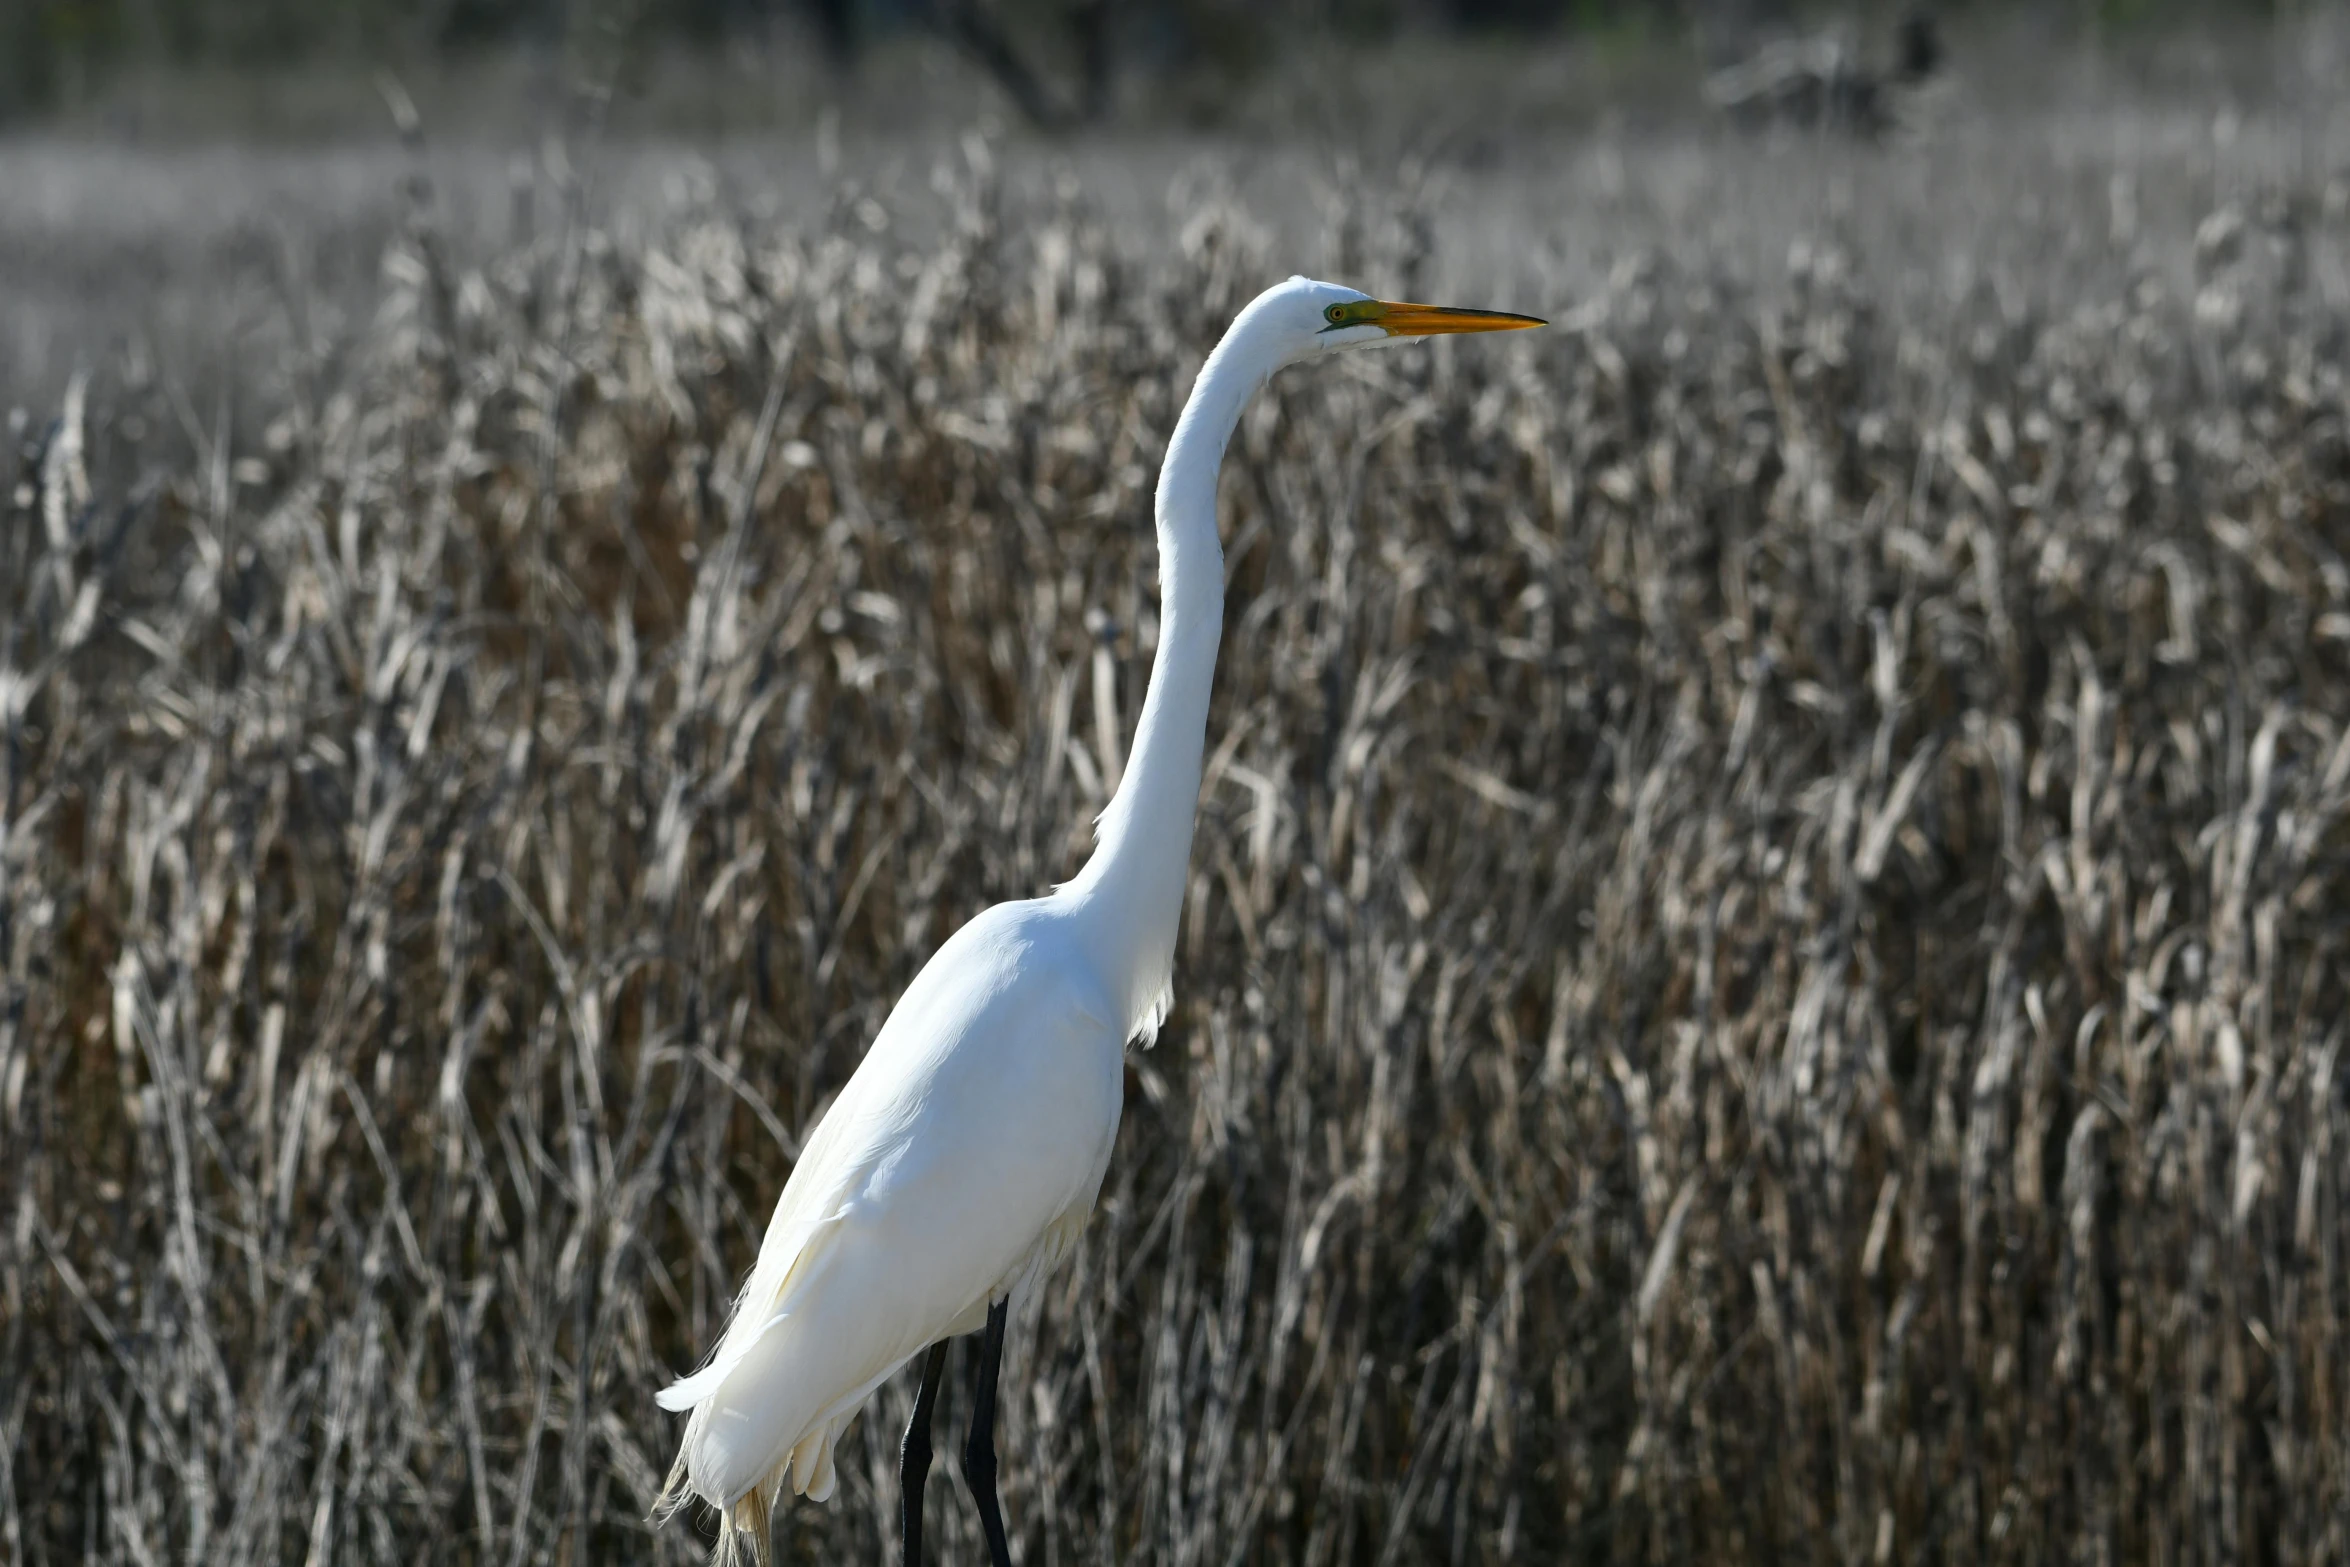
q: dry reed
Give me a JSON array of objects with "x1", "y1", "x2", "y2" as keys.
[{"x1": 3, "y1": 135, "x2": 2348, "y2": 1566}]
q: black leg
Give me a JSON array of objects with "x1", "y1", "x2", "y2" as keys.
[
  {"x1": 962, "y1": 1297, "x2": 1014, "y2": 1567},
  {"x1": 901, "y1": 1341, "x2": 950, "y2": 1567}
]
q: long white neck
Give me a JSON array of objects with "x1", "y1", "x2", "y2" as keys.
[{"x1": 1061, "y1": 306, "x2": 1286, "y2": 1037}]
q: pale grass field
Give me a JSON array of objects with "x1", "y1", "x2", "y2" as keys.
[{"x1": 6, "y1": 23, "x2": 2350, "y2": 1564}]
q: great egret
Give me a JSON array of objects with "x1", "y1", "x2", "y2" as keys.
[{"x1": 654, "y1": 276, "x2": 1542, "y2": 1566}]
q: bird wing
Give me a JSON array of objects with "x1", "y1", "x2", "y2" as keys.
[
  {"x1": 650, "y1": 1098, "x2": 862, "y2": 1414},
  {"x1": 661, "y1": 902, "x2": 1127, "y2": 1511}
]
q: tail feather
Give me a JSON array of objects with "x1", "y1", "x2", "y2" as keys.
[
  {"x1": 730, "y1": 1483, "x2": 774, "y2": 1567},
  {"x1": 649, "y1": 1448, "x2": 694, "y2": 1526}
]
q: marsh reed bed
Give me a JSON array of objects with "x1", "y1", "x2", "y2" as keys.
[{"x1": 4, "y1": 136, "x2": 2349, "y2": 1564}]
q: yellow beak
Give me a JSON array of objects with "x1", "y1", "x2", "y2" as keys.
[{"x1": 1369, "y1": 301, "x2": 1546, "y2": 336}]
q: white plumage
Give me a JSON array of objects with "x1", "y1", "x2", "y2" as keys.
[
  {"x1": 656, "y1": 903, "x2": 1123, "y2": 1511},
  {"x1": 654, "y1": 276, "x2": 1541, "y2": 1566}
]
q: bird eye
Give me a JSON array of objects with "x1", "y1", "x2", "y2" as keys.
[{"x1": 1325, "y1": 305, "x2": 1346, "y2": 324}]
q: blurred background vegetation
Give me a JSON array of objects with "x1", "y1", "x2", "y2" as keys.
[{"x1": 0, "y1": 0, "x2": 2317, "y2": 134}]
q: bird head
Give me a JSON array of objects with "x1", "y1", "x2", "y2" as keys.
[{"x1": 1259, "y1": 275, "x2": 1545, "y2": 363}]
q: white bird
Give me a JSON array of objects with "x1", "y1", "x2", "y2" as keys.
[{"x1": 653, "y1": 276, "x2": 1542, "y2": 1567}]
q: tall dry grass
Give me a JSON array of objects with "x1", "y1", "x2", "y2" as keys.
[{"x1": 4, "y1": 132, "x2": 2349, "y2": 1566}]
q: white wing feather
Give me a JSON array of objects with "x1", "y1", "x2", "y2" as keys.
[{"x1": 659, "y1": 900, "x2": 1127, "y2": 1516}]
